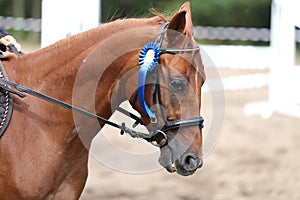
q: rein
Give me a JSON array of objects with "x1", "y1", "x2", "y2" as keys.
[
  {"x1": 0, "y1": 77, "x2": 160, "y2": 144},
  {"x1": 0, "y1": 23, "x2": 204, "y2": 148}
]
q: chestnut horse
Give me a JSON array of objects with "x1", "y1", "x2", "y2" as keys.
[{"x1": 0, "y1": 2, "x2": 205, "y2": 199}]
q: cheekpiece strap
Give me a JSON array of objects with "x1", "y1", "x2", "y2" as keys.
[
  {"x1": 154, "y1": 22, "x2": 169, "y2": 46},
  {"x1": 137, "y1": 22, "x2": 169, "y2": 120}
]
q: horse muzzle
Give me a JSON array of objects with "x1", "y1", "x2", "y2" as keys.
[
  {"x1": 176, "y1": 153, "x2": 203, "y2": 176},
  {"x1": 165, "y1": 153, "x2": 203, "y2": 176},
  {"x1": 159, "y1": 143, "x2": 203, "y2": 176}
]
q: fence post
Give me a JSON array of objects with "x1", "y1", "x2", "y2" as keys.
[
  {"x1": 244, "y1": 0, "x2": 300, "y2": 118},
  {"x1": 41, "y1": 0, "x2": 100, "y2": 47},
  {"x1": 269, "y1": 0, "x2": 298, "y2": 109}
]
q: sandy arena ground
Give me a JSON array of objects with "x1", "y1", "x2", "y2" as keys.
[{"x1": 79, "y1": 68, "x2": 300, "y2": 200}]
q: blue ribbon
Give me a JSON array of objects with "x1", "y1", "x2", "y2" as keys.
[{"x1": 138, "y1": 42, "x2": 160, "y2": 120}]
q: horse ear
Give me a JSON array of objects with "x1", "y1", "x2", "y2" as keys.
[{"x1": 168, "y1": 2, "x2": 194, "y2": 37}]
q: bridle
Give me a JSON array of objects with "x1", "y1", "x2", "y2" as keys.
[
  {"x1": 0, "y1": 22, "x2": 204, "y2": 148},
  {"x1": 133, "y1": 22, "x2": 204, "y2": 147}
]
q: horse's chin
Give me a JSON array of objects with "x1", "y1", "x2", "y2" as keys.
[
  {"x1": 158, "y1": 145, "x2": 203, "y2": 176},
  {"x1": 158, "y1": 145, "x2": 176, "y2": 173}
]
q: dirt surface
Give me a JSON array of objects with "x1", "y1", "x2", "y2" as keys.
[{"x1": 80, "y1": 76, "x2": 300, "y2": 200}]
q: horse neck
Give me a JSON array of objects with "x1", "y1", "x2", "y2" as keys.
[
  {"x1": 4, "y1": 16, "x2": 164, "y2": 116},
  {"x1": 5, "y1": 17, "x2": 164, "y2": 126}
]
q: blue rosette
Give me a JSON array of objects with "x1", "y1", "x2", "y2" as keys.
[{"x1": 137, "y1": 42, "x2": 160, "y2": 120}]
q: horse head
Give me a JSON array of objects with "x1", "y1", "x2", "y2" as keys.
[{"x1": 124, "y1": 2, "x2": 205, "y2": 176}]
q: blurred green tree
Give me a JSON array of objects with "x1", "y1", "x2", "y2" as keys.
[
  {"x1": 0, "y1": 0, "x2": 41, "y2": 43},
  {"x1": 101, "y1": 0, "x2": 271, "y2": 28},
  {"x1": 0, "y1": 0, "x2": 271, "y2": 27}
]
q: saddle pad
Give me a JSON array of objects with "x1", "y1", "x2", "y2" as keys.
[{"x1": 0, "y1": 62, "x2": 13, "y2": 138}]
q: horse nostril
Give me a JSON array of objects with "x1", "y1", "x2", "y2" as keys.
[{"x1": 181, "y1": 153, "x2": 198, "y2": 171}]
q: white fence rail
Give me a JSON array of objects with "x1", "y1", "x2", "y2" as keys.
[
  {"x1": 0, "y1": 16, "x2": 41, "y2": 32},
  {"x1": 201, "y1": 45, "x2": 271, "y2": 69},
  {"x1": 194, "y1": 26, "x2": 271, "y2": 42},
  {"x1": 194, "y1": 26, "x2": 300, "y2": 42}
]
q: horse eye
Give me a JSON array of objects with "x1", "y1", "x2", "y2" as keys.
[{"x1": 169, "y1": 78, "x2": 187, "y2": 92}]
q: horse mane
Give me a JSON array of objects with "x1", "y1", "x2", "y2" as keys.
[
  {"x1": 2, "y1": 9, "x2": 167, "y2": 65},
  {"x1": 17, "y1": 14, "x2": 166, "y2": 61},
  {"x1": 150, "y1": 8, "x2": 169, "y2": 21}
]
